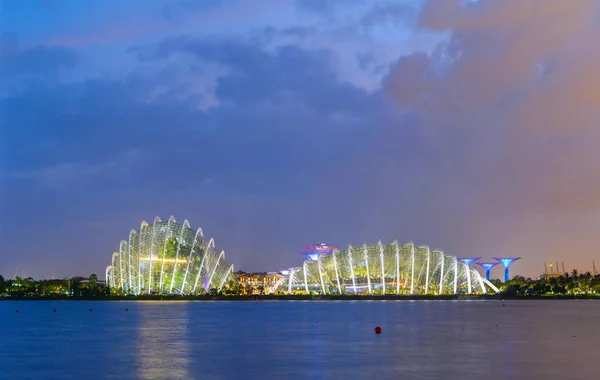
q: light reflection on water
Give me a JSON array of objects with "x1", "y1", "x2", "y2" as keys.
[
  {"x1": 136, "y1": 302, "x2": 190, "y2": 380},
  {"x1": 1, "y1": 300, "x2": 600, "y2": 379}
]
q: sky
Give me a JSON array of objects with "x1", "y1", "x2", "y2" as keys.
[{"x1": 2, "y1": 0, "x2": 600, "y2": 280}]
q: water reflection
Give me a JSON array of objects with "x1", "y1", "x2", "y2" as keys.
[
  {"x1": 2, "y1": 300, "x2": 600, "y2": 379},
  {"x1": 136, "y1": 302, "x2": 190, "y2": 380}
]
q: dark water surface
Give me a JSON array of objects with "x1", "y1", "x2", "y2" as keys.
[{"x1": 1, "y1": 300, "x2": 599, "y2": 379}]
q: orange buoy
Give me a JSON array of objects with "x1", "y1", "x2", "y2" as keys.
[
  {"x1": 375, "y1": 326, "x2": 382, "y2": 334},
  {"x1": 15, "y1": 309, "x2": 19, "y2": 313}
]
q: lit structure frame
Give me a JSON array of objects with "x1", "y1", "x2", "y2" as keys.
[
  {"x1": 457, "y1": 257, "x2": 481, "y2": 294},
  {"x1": 106, "y1": 216, "x2": 235, "y2": 295},
  {"x1": 274, "y1": 241, "x2": 499, "y2": 295}
]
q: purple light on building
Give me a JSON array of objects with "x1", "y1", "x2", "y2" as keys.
[{"x1": 299, "y1": 243, "x2": 338, "y2": 261}]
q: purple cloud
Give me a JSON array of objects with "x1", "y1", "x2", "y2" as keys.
[{"x1": 2, "y1": 0, "x2": 600, "y2": 281}]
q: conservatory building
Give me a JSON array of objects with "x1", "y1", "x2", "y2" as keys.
[
  {"x1": 106, "y1": 216, "x2": 235, "y2": 295},
  {"x1": 272, "y1": 242, "x2": 500, "y2": 295}
]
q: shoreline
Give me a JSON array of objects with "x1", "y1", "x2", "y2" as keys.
[{"x1": 2, "y1": 294, "x2": 599, "y2": 301}]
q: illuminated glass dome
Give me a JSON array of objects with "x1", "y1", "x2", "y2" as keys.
[
  {"x1": 275, "y1": 241, "x2": 500, "y2": 295},
  {"x1": 105, "y1": 216, "x2": 235, "y2": 295}
]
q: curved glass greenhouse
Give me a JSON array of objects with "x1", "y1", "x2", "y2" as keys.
[
  {"x1": 274, "y1": 241, "x2": 500, "y2": 295},
  {"x1": 105, "y1": 216, "x2": 235, "y2": 295}
]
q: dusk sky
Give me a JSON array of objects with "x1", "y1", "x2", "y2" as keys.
[{"x1": 2, "y1": 0, "x2": 600, "y2": 280}]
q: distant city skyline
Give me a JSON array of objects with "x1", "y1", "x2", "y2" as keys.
[{"x1": 2, "y1": 0, "x2": 600, "y2": 279}]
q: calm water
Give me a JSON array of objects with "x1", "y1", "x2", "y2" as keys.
[{"x1": 1, "y1": 300, "x2": 599, "y2": 379}]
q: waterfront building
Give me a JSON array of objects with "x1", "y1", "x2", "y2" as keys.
[
  {"x1": 236, "y1": 272, "x2": 283, "y2": 295},
  {"x1": 274, "y1": 242, "x2": 500, "y2": 295},
  {"x1": 105, "y1": 216, "x2": 235, "y2": 295},
  {"x1": 105, "y1": 221, "x2": 503, "y2": 296}
]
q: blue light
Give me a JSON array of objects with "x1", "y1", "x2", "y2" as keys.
[
  {"x1": 500, "y1": 259, "x2": 514, "y2": 267},
  {"x1": 458, "y1": 257, "x2": 481, "y2": 266},
  {"x1": 476, "y1": 262, "x2": 499, "y2": 280},
  {"x1": 492, "y1": 257, "x2": 522, "y2": 282}
]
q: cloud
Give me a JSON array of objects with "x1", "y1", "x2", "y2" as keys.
[
  {"x1": 361, "y1": 2, "x2": 418, "y2": 29},
  {"x1": 386, "y1": 0, "x2": 600, "y2": 131},
  {"x1": 0, "y1": 32, "x2": 79, "y2": 91},
  {"x1": 161, "y1": 0, "x2": 226, "y2": 24},
  {"x1": 133, "y1": 35, "x2": 383, "y2": 117},
  {"x1": 4, "y1": 0, "x2": 600, "y2": 280},
  {"x1": 10, "y1": 149, "x2": 139, "y2": 190},
  {"x1": 383, "y1": 0, "x2": 600, "y2": 211},
  {"x1": 296, "y1": 0, "x2": 365, "y2": 14},
  {"x1": 262, "y1": 25, "x2": 317, "y2": 42},
  {"x1": 381, "y1": 0, "x2": 600, "y2": 270},
  {"x1": 1, "y1": 33, "x2": 400, "y2": 276}
]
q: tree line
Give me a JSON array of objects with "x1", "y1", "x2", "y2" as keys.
[
  {"x1": 494, "y1": 270, "x2": 600, "y2": 296},
  {"x1": 0, "y1": 274, "x2": 108, "y2": 298},
  {"x1": 2, "y1": 270, "x2": 600, "y2": 298}
]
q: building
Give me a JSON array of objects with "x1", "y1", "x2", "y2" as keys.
[
  {"x1": 105, "y1": 223, "x2": 502, "y2": 296},
  {"x1": 274, "y1": 242, "x2": 500, "y2": 295},
  {"x1": 236, "y1": 272, "x2": 284, "y2": 295},
  {"x1": 106, "y1": 216, "x2": 235, "y2": 295}
]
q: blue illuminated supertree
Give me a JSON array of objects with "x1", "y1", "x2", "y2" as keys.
[
  {"x1": 475, "y1": 262, "x2": 499, "y2": 281},
  {"x1": 492, "y1": 257, "x2": 521, "y2": 282},
  {"x1": 457, "y1": 257, "x2": 482, "y2": 267}
]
